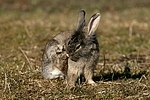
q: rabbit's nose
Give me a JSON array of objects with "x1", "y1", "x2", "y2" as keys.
[
  {"x1": 58, "y1": 45, "x2": 63, "y2": 50},
  {"x1": 56, "y1": 45, "x2": 63, "y2": 53}
]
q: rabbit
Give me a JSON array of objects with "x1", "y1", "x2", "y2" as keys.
[
  {"x1": 41, "y1": 10, "x2": 86, "y2": 80},
  {"x1": 65, "y1": 12, "x2": 101, "y2": 87}
]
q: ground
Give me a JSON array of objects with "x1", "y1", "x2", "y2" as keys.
[{"x1": 0, "y1": 0, "x2": 150, "y2": 99}]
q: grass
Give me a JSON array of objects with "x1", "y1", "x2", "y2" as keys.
[{"x1": 0, "y1": 0, "x2": 150, "y2": 99}]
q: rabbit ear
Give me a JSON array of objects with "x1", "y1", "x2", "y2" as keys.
[
  {"x1": 76, "y1": 10, "x2": 86, "y2": 32},
  {"x1": 87, "y1": 13, "x2": 101, "y2": 35}
]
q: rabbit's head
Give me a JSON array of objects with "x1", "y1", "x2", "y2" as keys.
[
  {"x1": 65, "y1": 10, "x2": 101, "y2": 59},
  {"x1": 65, "y1": 10, "x2": 86, "y2": 56}
]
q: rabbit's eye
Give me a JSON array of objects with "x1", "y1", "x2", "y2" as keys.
[{"x1": 75, "y1": 43, "x2": 82, "y2": 51}]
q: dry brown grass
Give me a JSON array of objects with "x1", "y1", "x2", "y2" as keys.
[{"x1": 0, "y1": 0, "x2": 150, "y2": 99}]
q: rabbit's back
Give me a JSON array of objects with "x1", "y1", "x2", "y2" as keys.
[
  {"x1": 84, "y1": 35, "x2": 99, "y2": 66},
  {"x1": 54, "y1": 31, "x2": 74, "y2": 45}
]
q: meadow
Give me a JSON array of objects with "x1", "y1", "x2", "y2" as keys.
[{"x1": 0, "y1": 0, "x2": 150, "y2": 99}]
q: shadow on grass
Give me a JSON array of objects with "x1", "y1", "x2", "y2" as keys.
[
  {"x1": 93, "y1": 67, "x2": 147, "y2": 82},
  {"x1": 77, "y1": 67, "x2": 147, "y2": 83}
]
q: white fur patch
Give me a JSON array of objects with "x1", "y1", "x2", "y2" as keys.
[
  {"x1": 51, "y1": 68, "x2": 63, "y2": 76},
  {"x1": 42, "y1": 64, "x2": 64, "y2": 79}
]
